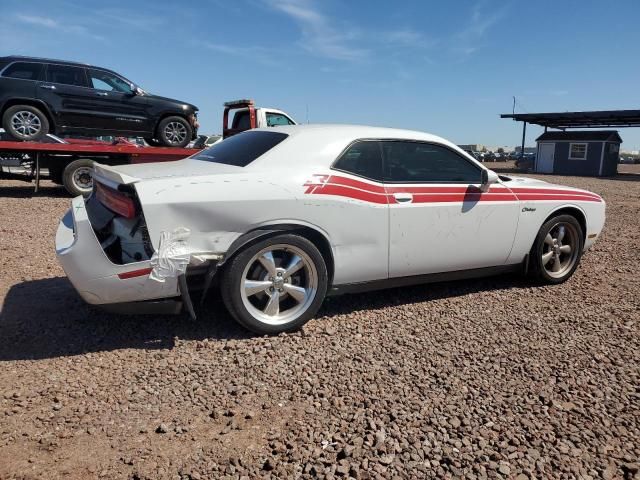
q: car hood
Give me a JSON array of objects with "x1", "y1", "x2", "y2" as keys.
[
  {"x1": 143, "y1": 93, "x2": 198, "y2": 112},
  {"x1": 93, "y1": 159, "x2": 242, "y2": 186}
]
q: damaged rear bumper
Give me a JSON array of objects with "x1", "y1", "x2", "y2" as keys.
[{"x1": 55, "y1": 196, "x2": 219, "y2": 312}]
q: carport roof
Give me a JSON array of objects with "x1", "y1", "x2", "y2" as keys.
[
  {"x1": 536, "y1": 130, "x2": 622, "y2": 142},
  {"x1": 501, "y1": 110, "x2": 640, "y2": 129}
]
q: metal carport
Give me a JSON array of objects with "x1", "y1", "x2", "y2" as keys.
[{"x1": 500, "y1": 110, "x2": 640, "y2": 159}]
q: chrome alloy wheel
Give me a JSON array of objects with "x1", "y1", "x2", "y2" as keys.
[
  {"x1": 240, "y1": 244, "x2": 318, "y2": 326},
  {"x1": 542, "y1": 222, "x2": 580, "y2": 278},
  {"x1": 72, "y1": 166, "x2": 93, "y2": 193},
  {"x1": 11, "y1": 111, "x2": 41, "y2": 137},
  {"x1": 164, "y1": 121, "x2": 187, "y2": 145}
]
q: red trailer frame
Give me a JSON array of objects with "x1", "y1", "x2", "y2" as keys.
[{"x1": 0, "y1": 139, "x2": 201, "y2": 195}]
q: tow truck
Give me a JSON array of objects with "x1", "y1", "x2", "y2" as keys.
[
  {"x1": 0, "y1": 99, "x2": 296, "y2": 196},
  {"x1": 223, "y1": 99, "x2": 296, "y2": 138}
]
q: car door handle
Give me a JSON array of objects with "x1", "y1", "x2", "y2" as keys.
[
  {"x1": 96, "y1": 92, "x2": 108, "y2": 96},
  {"x1": 393, "y1": 192, "x2": 413, "y2": 203},
  {"x1": 39, "y1": 84, "x2": 56, "y2": 90}
]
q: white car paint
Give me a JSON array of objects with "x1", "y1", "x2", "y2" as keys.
[{"x1": 56, "y1": 124, "x2": 605, "y2": 308}]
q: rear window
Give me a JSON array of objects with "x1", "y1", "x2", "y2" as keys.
[{"x1": 191, "y1": 131, "x2": 288, "y2": 167}]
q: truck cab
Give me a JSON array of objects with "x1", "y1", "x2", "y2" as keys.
[{"x1": 223, "y1": 99, "x2": 296, "y2": 138}]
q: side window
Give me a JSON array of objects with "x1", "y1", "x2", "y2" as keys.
[
  {"x1": 87, "y1": 69, "x2": 131, "y2": 93},
  {"x1": 333, "y1": 141, "x2": 383, "y2": 181},
  {"x1": 2, "y1": 62, "x2": 44, "y2": 81},
  {"x1": 266, "y1": 113, "x2": 294, "y2": 127},
  {"x1": 46, "y1": 64, "x2": 88, "y2": 87},
  {"x1": 382, "y1": 141, "x2": 481, "y2": 183}
]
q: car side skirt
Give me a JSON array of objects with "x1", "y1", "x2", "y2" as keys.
[{"x1": 328, "y1": 263, "x2": 523, "y2": 296}]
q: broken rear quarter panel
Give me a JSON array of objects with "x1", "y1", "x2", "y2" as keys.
[{"x1": 134, "y1": 168, "x2": 390, "y2": 285}]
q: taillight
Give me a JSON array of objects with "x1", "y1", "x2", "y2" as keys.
[{"x1": 95, "y1": 183, "x2": 137, "y2": 218}]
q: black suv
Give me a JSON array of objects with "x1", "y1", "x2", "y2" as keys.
[{"x1": 0, "y1": 56, "x2": 199, "y2": 147}]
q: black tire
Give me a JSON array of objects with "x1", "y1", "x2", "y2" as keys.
[
  {"x1": 529, "y1": 214, "x2": 584, "y2": 284},
  {"x1": 220, "y1": 234, "x2": 329, "y2": 335},
  {"x1": 144, "y1": 137, "x2": 161, "y2": 147},
  {"x1": 62, "y1": 159, "x2": 95, "y2": 197},
  {"x1": 2, "y1": 105, "x2": 50, "y2": 141},
  {"x1": 156, "y1": 116, "x2": 192, "y2": 148}
]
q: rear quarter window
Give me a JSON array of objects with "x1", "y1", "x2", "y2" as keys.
[
  {"x1": 191, "y1": 131, "x2": 288, "y2": 167},
  {"x1": 2, "y1": 62, "x2": 44, "y2": 81}
]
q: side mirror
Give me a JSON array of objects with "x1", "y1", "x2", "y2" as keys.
[
  {"x1": 480, "y1": 169, "x2": 499, "y2": 192},
  {"x1": 129, "y1": 83, "x2": 142, "y2": 95}
]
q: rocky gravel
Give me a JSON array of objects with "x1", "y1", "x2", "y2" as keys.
[{"x1": 0, "y1": 168, "x2": 639, "y2": 479}]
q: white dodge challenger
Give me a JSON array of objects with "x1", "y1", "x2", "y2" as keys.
[{"x1": 56, "y1": 125, "x2": 605, "y2": 334}]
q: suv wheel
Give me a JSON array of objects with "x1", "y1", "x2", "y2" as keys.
[
  {"x1": 2, "y1": 105, "x2": 50, "y2": 141},
  {"x1": 220, "y1": 234, "x2": 329, "y2": 335},
  {"x1": 157, "y1": 116, "x2": 192, "y2": 148}
]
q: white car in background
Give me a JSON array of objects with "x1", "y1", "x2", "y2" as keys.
[{"x1": 56, "y1": 125, "x2": 605, "y2": 334}]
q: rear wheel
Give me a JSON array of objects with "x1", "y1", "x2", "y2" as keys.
[
  {"x1": 220, "y1": 234, "x2": 328, "y2": 334},
  {"x1": 530, "y1": 214, "x2": 584, "y2": 284},
  {"x1": 156, "y1": 116, "x2": 192, "y2": 148},
  {"x1": 2, "y1": 105, "x2": 50, "y2": 141},
  {"x1": 62, "y1": 159, "x2": 95, "y2": 197}
]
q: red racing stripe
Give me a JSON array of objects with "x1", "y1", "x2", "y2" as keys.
[
  {"x1": 511, "y1": 188, "x2": 601, "y2": 201},
  {"x1": 514, "y1": 194, "x2": 602, "y2": 203},
  {"x1": 304, "y1": 174, "x2": 603, "y2": 204},
  {"x1": 409, "y1": 193, "x2": 518, "y2": 204},
  {"x1": 324, "y1": 175, "x2": 387, "y2": 193},
  {"x1": 311, "y1": 184, "x2": 390, "y2": 204}
]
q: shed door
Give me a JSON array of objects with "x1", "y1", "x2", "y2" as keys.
[{"x1": 537, "y1": 143, "x2": 555, "y2": 173}]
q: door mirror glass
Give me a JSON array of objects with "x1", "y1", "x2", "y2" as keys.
[{"x1": 481, "y1": 169, "x2": 499, "y2": 192}]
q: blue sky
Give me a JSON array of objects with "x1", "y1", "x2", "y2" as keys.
[{"x1": 3, "y1": 0, "x2": 640, "y2": 150}]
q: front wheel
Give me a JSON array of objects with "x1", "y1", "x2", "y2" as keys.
[
  {"x1": 62, "y1": 159, "x2": 95, "y2": 197},
  {"x1": 156, "y1": 116, "x2": 192, "y2": 148},
  {"x1": 220, "y1": 234, "x2": 329, "y2": 334},
  {"x1": 530, "y1": 214, "x2": 584, "y2": 284}
]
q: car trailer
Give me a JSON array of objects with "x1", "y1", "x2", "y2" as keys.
[{"x1": 0, "y1": 139, "x2": 201, "y2": 196}]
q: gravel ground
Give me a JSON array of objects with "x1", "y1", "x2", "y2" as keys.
[{"x1": 0, "y1": 166, "x2": 639, "y2": 480}]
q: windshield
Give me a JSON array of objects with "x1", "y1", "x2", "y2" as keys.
[{"x1": 191, "y1": 131, "x2": 288, "y2": 167}]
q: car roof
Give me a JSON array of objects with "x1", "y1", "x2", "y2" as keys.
[
  {"x1": 254, "y1": 123, "x2": 450, "y2": 143},
  {"x1": 0, "y1": 56, "x2": 116, "y2": 73},
  {"x1": 247, "y1": 124, "x2": 476, "y2": 170}
]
